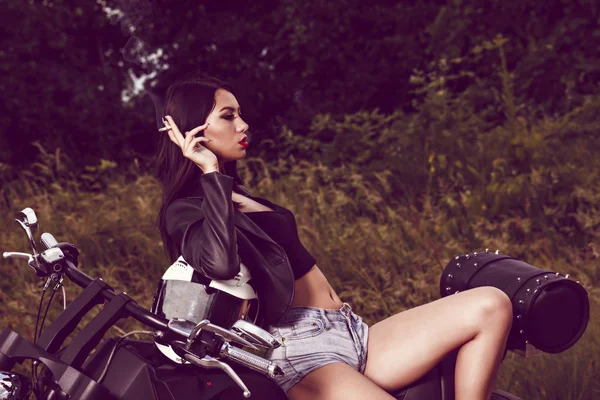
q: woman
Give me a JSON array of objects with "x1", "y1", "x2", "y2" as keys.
[{"x1": 155, "y1": 75, "x2": 513, "y2": 400}]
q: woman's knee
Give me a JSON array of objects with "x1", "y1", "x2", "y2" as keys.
[{"x1": 470, "y1": 287, "x2": 513, "y2": 331}]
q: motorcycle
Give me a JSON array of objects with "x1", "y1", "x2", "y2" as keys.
[
  {"x1": 0, "y1": 207, "x2": 590, "y2": 399},
  {"x1": 0, "y1": 208, "x2": 288, "y2": 400}
]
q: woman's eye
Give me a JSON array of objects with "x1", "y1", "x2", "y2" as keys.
[{"x1": 222, "y1": 114, "x2": 235, "y2": 120}]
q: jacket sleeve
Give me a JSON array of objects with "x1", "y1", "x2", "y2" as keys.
[{"x1": 164, "y1": 171, "x2": 241, "y2": 280}]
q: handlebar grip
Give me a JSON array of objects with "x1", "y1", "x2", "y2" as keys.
[{"x1": 220, "y1": 343, "x2": 284, "y2": 378}]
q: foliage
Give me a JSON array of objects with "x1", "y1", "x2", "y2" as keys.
[
  {"x1": 424, "y1": 0, "x2": 600, "y2": 115},
  {"x1": 1, "y1": 0, "x2": 598, "y2": 171},
  {"x1": 272, "y1": 40, "x2": 600, "y2": 257}
]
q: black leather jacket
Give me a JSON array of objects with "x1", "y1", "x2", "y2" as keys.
[{"x1": 164, "y1": 171, "x2": 295, "y2": 326}]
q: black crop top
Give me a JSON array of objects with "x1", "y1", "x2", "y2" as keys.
[{"x1": 244, "y1": 209, "x2": 316, "y2": 279}]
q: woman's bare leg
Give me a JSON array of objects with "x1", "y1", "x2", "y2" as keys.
[
  {"x1": 454, "y1": 308, "x2": 512, "y2": 399},
  {"x1": 363, "y1": 286, "x2": 513, "y2": 400},
  {"x1": 287, "y1": 362, "x2": 395, "y2": 400}
]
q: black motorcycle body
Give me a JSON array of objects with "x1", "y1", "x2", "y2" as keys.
[{"x1": 82, "y1": 338, "x2": 285, "y2": 400}]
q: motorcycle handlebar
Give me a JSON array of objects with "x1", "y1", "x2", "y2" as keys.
[
  {"x1": 64, "y1": 258, "x2": 281, "y2": 378},
  {"x1": 5, "y1": 213, "x2": 282, "y2": 397},
  {"x1": 5, "y1": 237, "x2": 281, "y2": 380},
  {"x1": 62, "y1": 259, "x2": 172, "y2": 334},
  {"x1": 64, "y1": 259, "x2": 282, "y2": 378},
  {"x1": 220, "y1": 343, "x2": 283, "y2": 378}
]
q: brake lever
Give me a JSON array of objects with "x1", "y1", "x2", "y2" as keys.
[
  {"x1": 3, "y1": 251, "x2": 33, "y2": 261},
  {"x1": 231, "y1": 320, "x2": 281, "y2": 349},
  {"x1": 167, "y1": 319, "x2": 259, "y2": 350},
  {"x1": 3, "y1": 252, "x2": 44, "y2": 277},
  {"x1": 188, "y1": 320, "x2": 259, "y2": 350}
]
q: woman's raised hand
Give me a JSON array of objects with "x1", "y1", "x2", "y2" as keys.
[{"x1": 163, "y1": 115, "x2": 219, "y2": 173}]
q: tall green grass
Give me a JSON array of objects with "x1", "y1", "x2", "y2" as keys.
[{"x1": 1, "y1": 153, "x2": 597, "y2": 399}]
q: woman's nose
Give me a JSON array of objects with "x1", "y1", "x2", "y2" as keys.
[{"x1": 237, "y1": 119, "x2": 249, "y2": 133}]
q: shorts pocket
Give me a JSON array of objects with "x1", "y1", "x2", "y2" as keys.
[{"x1": 279, "y1": 317, "x2": 325, "y2": 341}]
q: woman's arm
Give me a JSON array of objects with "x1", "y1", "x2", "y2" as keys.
[{"x1": 165, "y1": 171, "x2": 241, "y2": 280}]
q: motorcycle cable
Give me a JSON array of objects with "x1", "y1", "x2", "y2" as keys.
[
  {"x1": 31, "y1": 279, "x2": 50, "y2": 394},
  {"x1": 37, "y1": 286, "x2": 58, "y2": 342},
  {"x1": 97, "y1": 330, "x2": 158, "y2": 384},
  {"x1": 60, "y1": 284, "x2": 66, "y2": 310},
  {"x1": 33, "y1": 280, "x2": 63, "y2": 399}
]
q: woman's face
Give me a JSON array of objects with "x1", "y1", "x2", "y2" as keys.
[{"x1": 202, "y1": 88, "x2": 249, "y2": 163}]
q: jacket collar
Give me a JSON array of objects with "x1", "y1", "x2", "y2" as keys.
[{"x1": 186, "y1": 182, "x2": 287, "y2": 246}]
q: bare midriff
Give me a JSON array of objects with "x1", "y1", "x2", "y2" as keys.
[
  {"x1": 235, "y1": 193, "x2": 343, "y2": 310},
  {"x1": 292, "y1": 264, "x2": 343, "y2": 309}
]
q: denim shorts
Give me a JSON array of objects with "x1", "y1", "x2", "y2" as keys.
[{"x1": 264, "y1": 303, "x2": 369, "y2": 393}]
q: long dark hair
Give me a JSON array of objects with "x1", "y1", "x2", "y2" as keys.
[{"x1": 155, "y1": 74, "x2": 250, "y2": 262}]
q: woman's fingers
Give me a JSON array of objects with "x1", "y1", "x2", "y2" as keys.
[
  {"x1": 189, "y1": 136, "x2": 212, "y2": 149},
  {"x1": 167, "y1": 132, "x2": 179, "y2": 147},
  {"x1": 165, "y1": 126, "x2": 179, "y2": 147},
  {"x1": 161, "y1": 117, "x2": 218, "y2": 170},
  {"x1": 189, "y1": 122, "x2": 210, "y2": 137},
  {"x1": 162, "y1": 119, "x2": 179, "y2": 146},
  {"x1": 163, "y1": 116, "x2": 184, "y2": 147},
  {"x1": 162, "y1": 117, "x2": 215, "y2": 166},
  {"x1": 182, "y1": 129, "x2": 193, "y2": 147},
  {"x1": 182, "y1": 122, "x2": 210, "y2": 146},
  {"x1": 163, "y1": 117, "x2": 210, "y2": 150},
  {"x1": 182, "y1": 136, "x2": 211, "y2": 155}
]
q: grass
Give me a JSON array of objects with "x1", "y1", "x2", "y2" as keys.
[{"x1": 0, "y1": 156, "x2": 598, "y2": 399}]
